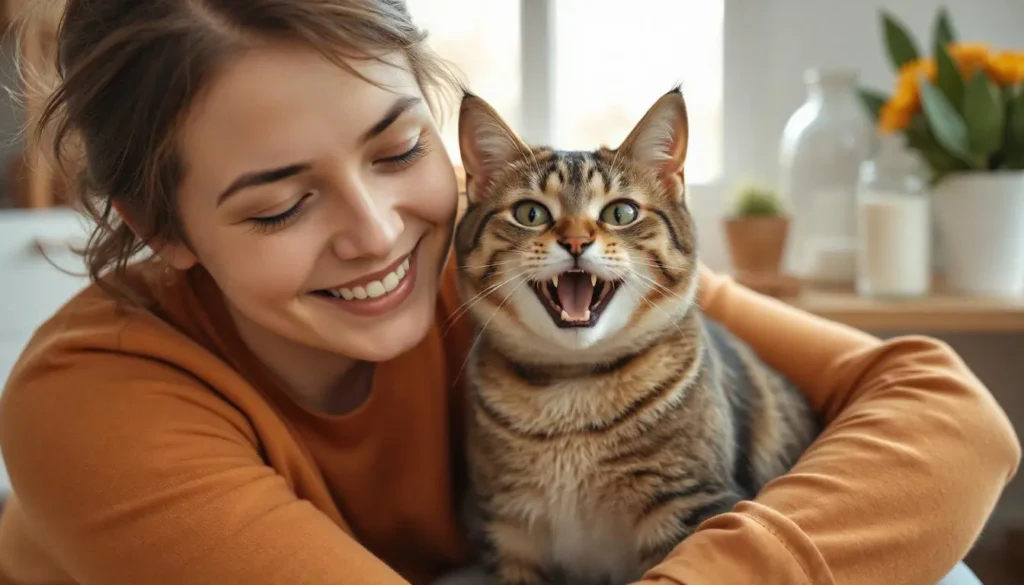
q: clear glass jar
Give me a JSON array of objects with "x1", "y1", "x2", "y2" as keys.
[
  {"x1": 855, "y1": 134, "x2": 932, "y2": 297},
  {"x1": 779, "y1": 68, "x2": 873, "y2": 285}
]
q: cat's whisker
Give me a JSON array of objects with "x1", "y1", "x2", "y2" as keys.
[
  {"x1": 459, "y1": 259, "x2": 520, "y2": 271},
  {"x1": 611, "y1": 269, "x2": 689, "y2": 339},
  {"x1": 452, "y1": 273, "x2": 532, "y2": 386},
  {"x1": 627, "y1": 271, "x2": 691, "y2": 303},
  {"x1": 442, "y1": 269, "x2": 530, "y2": 336}
]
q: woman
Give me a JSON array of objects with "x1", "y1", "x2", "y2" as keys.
[{"x1": 0, "y1": 1, "x2": 1016, "y2": 584}]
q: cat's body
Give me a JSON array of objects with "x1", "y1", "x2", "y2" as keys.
[{"x1": 453, "y1": 90, "x2": 819, "y2": 585}]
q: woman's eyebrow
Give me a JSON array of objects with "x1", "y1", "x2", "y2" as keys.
[{"x1": 359, "y1": 95, "x2": 422, "y2": 145}]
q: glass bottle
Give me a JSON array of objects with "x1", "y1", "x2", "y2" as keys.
[
  {"x1": 855, "y1": 133, "x2": 932, "y2": 298},
  {"x1": 779, "y1": 68, "x2": 873, "y2": 284}
]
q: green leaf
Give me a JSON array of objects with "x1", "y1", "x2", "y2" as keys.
[
  {"x1": 1008, "y1": 89, "x2": 1024, "y2": 156},
  {"x1": 856, "y1": 88, "x2": 889, "y2": 121},
  {"x1": 919, "y1": 80, "x2": 981, "y2": 167},
  {"x1": 932, "y1": 7, "x2": 957, "y2": 48},
  {"x1": 882, "y1": 11, "x2": 921, "y2": 70},
  {"x1": 934, "y1": 42, "x2": 965, "y2": 111},
  {"x1": 963, "y1": 71, "x2": 1005, "y2": 156}
]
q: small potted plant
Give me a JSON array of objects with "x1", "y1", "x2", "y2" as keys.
[{"x1": 722, "y1": 182, "x2": 800, "y2": 297}]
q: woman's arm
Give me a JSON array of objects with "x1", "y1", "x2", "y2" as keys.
[
  {"x1": 0, "y1": 353, "x2": 410, "y2": 585},
  {"x1": 637, "y1": 267, "x2": 1021, "y2": 585}
]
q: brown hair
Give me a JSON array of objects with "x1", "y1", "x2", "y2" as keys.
[{"x1": 20, "y1": 0, "x2": 460, "y2": 302}]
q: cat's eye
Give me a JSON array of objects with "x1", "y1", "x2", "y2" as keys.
[
  {"x1": 600, "y1": 201, "x2": 640, "y2": 226},
  {"x1": 512, "y1": 201, "x2": 552, "y2": 227}
]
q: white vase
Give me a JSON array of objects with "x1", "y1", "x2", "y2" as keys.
[
  {"x1": 779, "y1": 68, "x2": 873, "y2": 284},
  {"x1": 931, "y1": 171, "x2": 1024, "y2": 296}
]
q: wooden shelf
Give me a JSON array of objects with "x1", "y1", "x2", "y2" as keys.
[{"x1": 781, "y1": 281, "x2": 1024, "y2": 333}]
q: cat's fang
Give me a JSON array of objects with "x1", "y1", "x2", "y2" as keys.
[
  {"x1": 591, "y1": 274, "x2": 597, "y2": 287},
  {"x1": 561, "y1": 310, "x2": 571, "y2": 321},
  {"x1": 552, "y1": 275, "x2": 559, "y2": 288}
]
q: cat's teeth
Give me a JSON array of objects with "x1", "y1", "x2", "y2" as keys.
[
  {"x1": 561, "y1": 310, "x2": 570, "y2": 321},
  {"x1": 552, "y1": 275, "x2": 559, "y2": 288},
  {"x1": 583, "y1": 309, "x2": 591, "y2": 320},
  {"x1": 591, "y1": 274, "x2": 597, "y2": 287}
]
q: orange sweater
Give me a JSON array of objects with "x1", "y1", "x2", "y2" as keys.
[{"x1": 0, "y1": 259, "x2": 1018, "y2": 585}]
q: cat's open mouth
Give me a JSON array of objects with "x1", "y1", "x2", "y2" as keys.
[{"x1": 532, "y1": 270, "x2": 621, "y2": 328}]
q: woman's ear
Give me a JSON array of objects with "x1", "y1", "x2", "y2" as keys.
[{"x1": 112, "y1": 199, "x2": 197, "y2": 270}]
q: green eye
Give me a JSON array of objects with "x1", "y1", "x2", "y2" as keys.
[
  {"x1": 600, "y1": 201, "x2": 640, "y2": 226},
  {"x1": 512, "y1": 201, "x2": 552, "y2": 227}
]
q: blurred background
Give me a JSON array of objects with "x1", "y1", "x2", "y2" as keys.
[{"x1": 0, "y1": 1, "x2": 1023, "y2": 581}]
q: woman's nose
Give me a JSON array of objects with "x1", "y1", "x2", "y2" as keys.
[{"x1": 330, "y1": 184, "x2": 405, "y2": 261}]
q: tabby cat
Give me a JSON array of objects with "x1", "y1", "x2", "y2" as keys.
[{"x1": 452, "y1": 88, "x2": 820, "y2": 585}]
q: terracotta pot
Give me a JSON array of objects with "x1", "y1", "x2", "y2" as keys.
[{"x1": 723, "y1": 215, "x2": 789, "y2": 275}]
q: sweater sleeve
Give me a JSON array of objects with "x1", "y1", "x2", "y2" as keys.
[
  {"x1": 636, "y1": 267, "x2": 1022, "y2": 585},
  {"x1": 0, "y1": 352, "x2": 409, "y2": 585}
]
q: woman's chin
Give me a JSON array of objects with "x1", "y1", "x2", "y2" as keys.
[{"x1": 316, "y1": 282, "x2": 438, "y2": 363}]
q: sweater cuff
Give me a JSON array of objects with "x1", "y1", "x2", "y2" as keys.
[{"x1": 636, "y1": 501, "x2": 832, "y2": 585}]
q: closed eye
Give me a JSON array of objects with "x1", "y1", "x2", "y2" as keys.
[{"x1": 375, "y1": 137, "x2": 428, "y2": 168}]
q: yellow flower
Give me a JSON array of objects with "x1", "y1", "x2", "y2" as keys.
[
  {"x1": 948, "y1": 42, "x2": 992, "y2": 78},
  {"x1": 879, "y1": 100, "x2": 913, "y2": 134},
  {"x1": 985, "y1": 50, "x2": 1024, "y2": 85}
]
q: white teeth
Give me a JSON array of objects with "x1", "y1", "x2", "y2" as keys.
[
  {"x1": 552, "y1": 275, "x2": 559, "y2": 288},
  {"x1": 561, "y1": 310, "x2": 571, "y2": 321},
  {"x1": 365, "y1": 281, "x2": 386, "y2": 298},
  {"x1": 591, "y1": 274, "x2": 598, "y2": 287},
  {"x1": 330, "y1": 254, "x2": 413, "y2": 301},
  {"x1": 583, "y1": 309, "x2": 591, "y2": 321}
]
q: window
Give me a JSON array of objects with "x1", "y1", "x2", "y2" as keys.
[{"x1": 406, "y1": 0, "x2": 724, "y2": 185}]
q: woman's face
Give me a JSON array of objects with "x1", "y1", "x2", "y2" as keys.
[{"x1": 168, "y1": 43, "x2": 458, "y2": 366}]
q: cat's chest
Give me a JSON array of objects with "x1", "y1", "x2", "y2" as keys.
[{"x1": 523, "y1": 440, "x2": 639, "y2": 584}]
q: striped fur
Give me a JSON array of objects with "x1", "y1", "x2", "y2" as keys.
[{"x1": 454, "y1": 90, "x2": 819, "y2": 585}]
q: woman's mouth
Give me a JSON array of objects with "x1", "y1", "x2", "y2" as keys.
[
  {"x1": 312, "y1": 242, "x2": 420, "y2": 317},
  {"x1": 316, "y1": 256, "x2": 412, "y2": 301}
]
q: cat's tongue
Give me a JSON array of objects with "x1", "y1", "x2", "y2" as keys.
[{"x1": 556, "y1": 272, "x2": 595, "y2": 320}]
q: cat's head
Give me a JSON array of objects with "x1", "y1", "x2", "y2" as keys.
[{"x1": 453, "y1": 88, "x2": 700, "y2": 360}]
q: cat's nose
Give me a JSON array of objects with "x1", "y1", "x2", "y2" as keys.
[{"x1": 558, "y1": 236, "x2": 594, "y2": 258}]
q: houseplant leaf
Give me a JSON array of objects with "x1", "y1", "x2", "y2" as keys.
[
  {"x1": 934, "y1": 42, "x2": 965, "y2": 110},
  {"x1": 1007, "y1": 88, "x2": 1024, "y2": 160},
  {"x1": 932, "y1": 7, "x2": 957, "y2": 48},
  {"x1": 904, "y1": 115, "x2": 969, "y2": 182},
  {"x1": 857, "y1": 88, "x2": 889, "y2": 121},
  {"x1": 963, "y1": 70, "x2": 1005, "y2": 157},
  {"x1": 920, "y1": 80, "x2": 982, "y2": 167},
  {"x1": 882, "y1": 12, "x2": 920, "y2": 70}
]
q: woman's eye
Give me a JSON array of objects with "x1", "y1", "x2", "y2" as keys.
[
  {"x1": 375, "y1": 137, "x2": 428, "y2": 168},
  {"x1": 249, "y1": 192, "x2": 314, "y2": 233},
  {"x1": 512, "y1": 201, "x2": 552, "y2": 227},
  {"x1": 600, "y1": 200, "x2": 640, "y2": 226}
]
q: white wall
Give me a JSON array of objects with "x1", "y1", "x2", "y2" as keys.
[{"x1": 694, "y1": 0, "x2": 1024, "y2": 549}]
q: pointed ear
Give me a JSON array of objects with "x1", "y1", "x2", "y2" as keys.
[
  {"x1": 617, "y1": 87, "x2": 689, "y2": 200},
  {"x1": 458, "y1": 92, "x2": 529, "y2": 202}
]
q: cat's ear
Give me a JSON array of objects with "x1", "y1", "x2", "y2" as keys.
[
  {"x1": 616, "y1": 87, "x2": 689, "y2": 201},
  {"x1": 459, "y1": 92, "x2": 530, "y2": 203}
]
